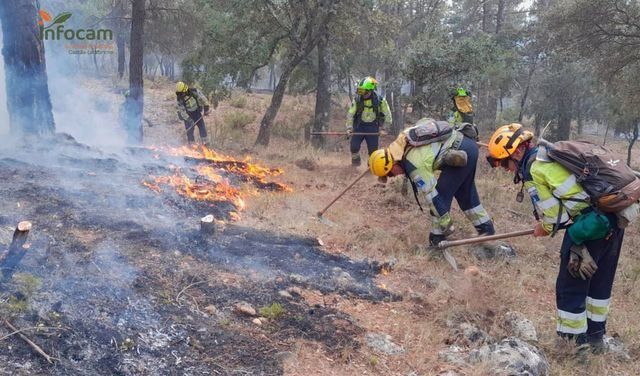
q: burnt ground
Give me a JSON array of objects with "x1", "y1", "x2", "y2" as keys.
[{"x1": 0, "y1": 134, "x2": 392, "y2": 375}]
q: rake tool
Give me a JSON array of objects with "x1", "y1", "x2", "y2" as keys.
[
  {"x1": 311, "y1": 132, "x2": 381, "y2": 136},
  {"x1": 316, "y1": 169, "x2": 369, "y2": 222},
  {"x1": 436, "y1": 229, "x2": 535, "y2": 250}
]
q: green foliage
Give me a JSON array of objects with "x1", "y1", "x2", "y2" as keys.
[
  {"x1": 13, "y1": 273, "x2": 42, "y2": 297},
  {"x1": 229, "y1": 95, "x2": 248, "y2": 109},
  {"x1": 223, "y1": 111, "x2": 255, "y2": 129},
  {"x1": 259, "y1": 302, "x2": 286, "y2": 320}
]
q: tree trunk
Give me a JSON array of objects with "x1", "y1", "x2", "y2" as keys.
[
  {"x1": 114, "y1": 0, "x2": 126, "y2": 79},
  {"x1": 255, "y1": 61, "x2": 296, "y2": 146},
  {"x1": 627, "y1": 122, "x2": 639, "y2": 167},
  {"x1": 482, "y1": 1, "x2": 490, "y2": 32},
  {"x1": 518, "y1": 63, "x2": 536, "y2": 122},
  {"x1": 312, "y1": 30, "x2": 330, "y2": 148},
  {"x1": 123, "y1": 0, "x2": 145, "y2": 144},
  {"x1": 556, "y1": 98, "x2": 571, "y2": 141},
  {"x1": 495, "y1": 0, "x2": 505, "y2": 34},
  {"x1": 0, "y1": 1, "x2": 55, "y2": 135}
]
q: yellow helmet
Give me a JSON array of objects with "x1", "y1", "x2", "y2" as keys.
[
  {"x1": 369, "y1": 148, "x2": 394, "y2": 177},
  {"x1": 487, "y1": 123, "x2": 533, "y2": 161},
  {"x1": 176, "y1": 81, "x2": 189, "y2": 93}
]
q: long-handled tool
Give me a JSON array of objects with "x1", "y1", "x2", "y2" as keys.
[
  {"x1": 311, "y1": 132, "x2": 380, "y2": 136},
  {"x1": 437, "y1": 229, "x2": 535, "y2": 250},
  {"x1": 317, "y1": 169, "x2": 369, "y2": 219},
  {"x1": 184, "y1": 114, "x2": 205, "y2": 134}
]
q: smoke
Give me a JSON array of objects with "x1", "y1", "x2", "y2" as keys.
[
  {"x1": 44, "y1": 39, "x2": 128, "y2": 147},
  {"x1": 0, "y1": 30, "x2": 8, "y2": 136}
]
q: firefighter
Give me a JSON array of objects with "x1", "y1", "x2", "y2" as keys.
[
  {"x1": 486, "y1": 123, "x2": 625, "y2": 354},
  {"x1": 449, "y1": 87, "x2": 474, "y2": 125},
  {"x1": 176, "y1": 81, "x2": 210, "y2": 146},
  {"x1": 368, "y1": 119, "x2": 495, "y2": 246},
  {"x1": 346, "y1": 77, "x2": 392, "y2": 166}
]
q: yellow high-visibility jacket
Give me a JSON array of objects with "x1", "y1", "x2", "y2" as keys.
[{"x1": 524, "y1": 148, "x2": 590, "y2": 233}]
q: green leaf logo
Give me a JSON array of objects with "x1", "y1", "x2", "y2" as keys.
[{"x1": 51, "y1": 12, "x2": 72, "y2": 26}]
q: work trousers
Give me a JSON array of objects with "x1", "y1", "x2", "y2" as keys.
[
  {"x1": 431, "y1": 136, "x2": 494, "y2": 235},
  {"x1": 185, "y1": 110, "x2": 207, "y2": 143},
  {"x1": 556, "y1": 214, "x2": 624, "y2": 343},
  {"x1": 350, "y1": 122, "x2": 379, "y2": 164}
]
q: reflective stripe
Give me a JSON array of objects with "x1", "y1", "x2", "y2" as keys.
[
  {"x1": 463, "y1": 205, "x2": 491, "y2": 226},
  {"x1": 537, "y1": 197, "x2": 558, "y2": 210},
  {"x1": 586, "y1": 297, "x2": 610, "y2": 322},
  {"x1": 425, "y1": 189, "x2": 439, "y2": 202},
  {"x1": 557, "y1": 309, "x2": 587, "y2": 334},
  {"x1": 420, "y1": 176, "x2": 437, "y2": 192},
  {"x1": 543, "y1": 212, "x2": 569, "y2": 224},
  {"x1": 553, "y1": 174, "x2": 578, "y2": 197}
]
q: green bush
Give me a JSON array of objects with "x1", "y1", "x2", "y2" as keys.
[
  {"x1": 223, "y1": 111, "x2": 256, "y2": 129},
  {"x1": 273, "y1": 117, "x2": 302, "y2": 140},
  {"x1": 229, "y1": 95, "x2": 248, "y2": 109},
  {"x1": 259, "y1": 302, "x2": 286, "y2": 320}
]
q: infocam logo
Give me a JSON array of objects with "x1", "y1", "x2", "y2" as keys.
[{"x1": 38, "y1": 9, "x2": 113, "y2": 41}]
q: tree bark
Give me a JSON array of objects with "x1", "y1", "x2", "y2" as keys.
[
  {"x1": 0, "y1": 1, "x2": 55, "y2": 135},
  {"x1": 123, "y1": 0, "x2": 145, "y2": 144},
  {"x1": 495, "y1": 0, "x2": 505, "y2": 34},
  {"x1": 254, "y1": 60, "x2": 297, "y2": 146},
  {"x1": 113, "y1": 0, "x2": 127, "y2": 79},
  {"x1": 312, "y1": 29, "x2": 330, "y2": 148},
  {"x1": 627, "y1": 121, "x2": 638, "y2": 167}
]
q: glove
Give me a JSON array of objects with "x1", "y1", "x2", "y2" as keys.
[
  {"x1": 204, "y1": 106, "x2": 210, "y2": 116},
  {"x1": 567, "y1": 245, "x2": 598, "y2": 280},
  {"x1": 533, "y1": 223, "x2": 549, "y2": 237},
  {"x1": 346, "y1": 128, "x2": 353, "y2": 140},
  {"x1": 429, "y1": 233, "x2": 447, "y2": 247}
]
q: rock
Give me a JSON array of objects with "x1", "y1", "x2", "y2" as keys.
[
  {"x1": 452, "y1": 322, "x2": 493, "y2": 345},
  {"x1": 278, "y1": 290, "x2": 293, "y2": 299},
  {"x1": 469, "y1": 337, "x2": 549, "y2": 376},
  {"x1": 365, "y1": 332, "x2": 405, "y2": 355},
  {"x1": 471, "y1": 241, "x2": 517, "y2": 260},
  {"x1": 287, "y1": 286, "x2": 304, "y2": 296},
  {"x1": 295, "y1": 158, "x2": 318, "y2": 171},
  {"x1": 204, "y1": 305, "x2": 218, "y2": 316},
  {"x1": 332, "y1": 267, "x2": 355, "y2": 287},
  {"x1": 289, "y1": 274, "x2": 307, "y2": 284},
  {"x1": 438, "y1": 345, "x2": 468, "y2": 366},
  {"x1": 233, "y1": 301, "x2": 256, "y2": 316},
  {"x1": 464, "y1": 266, "x2": 480, "y2": 277},
  {"x1": 604, "y1": 335, "x2": 630, "y2": 360},
  {"x1": 252, "y1": 318, "x2": 262, "y2": 326},
  {"x1": 504, "y1": 311, "x2": 538, "y2": 342}
]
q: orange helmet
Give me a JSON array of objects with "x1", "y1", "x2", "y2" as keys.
[{"x1": 487, "y1": 123, "x2": 533, "y2": 161}]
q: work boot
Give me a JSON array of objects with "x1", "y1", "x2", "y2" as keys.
[
  {"x1": 589, "y1": 337, "x2": 607, "y2": 355},
  {"x1": 351, "y1": 157, "x2": 361, "y2": 166},
  {"x1": 475, "y1": 221, "x2": 496, "y2": 236}
]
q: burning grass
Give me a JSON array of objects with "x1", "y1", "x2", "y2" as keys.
[{"x1": 141, "y1": 144, "x2": 290, "y2": 220}]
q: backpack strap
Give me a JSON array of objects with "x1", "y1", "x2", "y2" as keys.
[{"x1": 400, "y1": 147, "x2": 424, "y2": 212}]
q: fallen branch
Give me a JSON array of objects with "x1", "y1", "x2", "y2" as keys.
[
  {"x1": 175, "y1": 281, "x2": 206, "y2": 304},
  {"x1": 2, "y1": 318, "x2": 57, "y2": 364},
  {"x1": 0, "y1": 326, "x2": 62, "y2": 341}
]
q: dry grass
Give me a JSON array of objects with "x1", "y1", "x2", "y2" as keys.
[{"x1": 90, "y1": 79, "x2": 640, "y2": 375}]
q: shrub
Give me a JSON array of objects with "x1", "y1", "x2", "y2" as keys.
[
  {"x1": 223, "y1": 111, "x2": 256, "y2": 129},
  {"x1": 229, "y1": 95, "x2": 248, "y2": 109},
  {"x1": 259, "y1": 302, "x2": 286, "y2": 320}
]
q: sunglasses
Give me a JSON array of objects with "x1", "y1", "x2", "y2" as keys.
[{"x1": 486, "y1": 156, "x2": 511, "y2": 169}]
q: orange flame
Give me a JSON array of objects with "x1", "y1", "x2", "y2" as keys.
[{"x1": 141, "y1": 145, "x2": 290, "y2": 219}]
